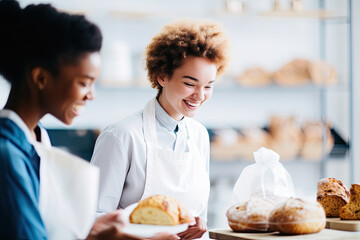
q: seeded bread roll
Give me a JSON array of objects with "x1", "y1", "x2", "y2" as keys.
[
  {"x1": 339, "y1": 184, "x2": 360, "y2": 220},
  {"x1": 129, "y1": 195, "x2": 194, "y2": 225},
  {"x1": 269, "y1": 198, "x2": 326, "y2": 235},
  {"x1": 226, "y1": 198, "x2": 275, "y2": 232},
  {"x1": 317, "y1": 178, "x2": 349, "y2": 217}
]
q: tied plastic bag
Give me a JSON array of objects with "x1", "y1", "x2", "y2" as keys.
[{"x1": 233, "y1": 147, "x2": 295, "y2": 205}]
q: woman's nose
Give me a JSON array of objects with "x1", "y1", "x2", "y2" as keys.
[
  {"x1": 193, "y1": 87, "x2": 205, "y2": 101},
  {"x1": 86, "y1": 85, "x2": 96, "y2": 100}
]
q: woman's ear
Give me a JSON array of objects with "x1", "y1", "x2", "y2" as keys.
[
  {"x1": 30, "y1": 67, "x2": 50, "y2": 90},
  {"x1": 156, "y1": 74, "x2": 168, "y2": 88}
]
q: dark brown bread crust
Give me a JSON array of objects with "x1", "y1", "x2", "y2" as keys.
[
  {"x1": 317, "y1": 178, "x2": 349, "y2": 217},
  {"x1": 339, "y1": 184, "x2": 360, "y2": 220}
]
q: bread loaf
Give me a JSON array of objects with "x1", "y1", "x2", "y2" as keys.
[
  {"x1": 268, "y1": 116, "x2": 303, "y2": 161},
  {"x1": 269, "y1": 198, "x2": 325, "y2": 235},
  {"x1": 317, "y1": 178, "x2": 349, "y2": 217},
  {"x1": 300, "y1": 122, "x2": 334, "y2": 161},
  {"x1": 129, "y1": 195, "x2": 194, "y2": 225},
  {"x1": 309, "y1": 60, "x2": 337, "y2": 86},
  {"x1": 339, "y1": 184, "x2": 360, "y2": 220},
  {"x1": 237, "y1": 67, "x2": 271, "y2": 87},
  {"x1": 272, "y1": 59, "x2": 311, "y2": 86},
  {"x1": 226, "y1": 198, "x2": 275, "y2": 232},
  {"x1": 237, "y1": 128, "x2": 271, "y2": 160}
]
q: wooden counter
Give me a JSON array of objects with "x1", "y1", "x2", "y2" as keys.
[{"x1": 209, "y1": 228, "x2": 360, "y2": 240}]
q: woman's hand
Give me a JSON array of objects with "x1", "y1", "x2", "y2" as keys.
[
  {"x1": 90, "y1": 210, "x2": 125, "y2": 234},
  {"x1": 177, "y1": 216, "x2": 207, "y2": 239},
  {"x1": 146, "y1": 232, "x2": 180, "y2": 240},
  {"x1": 86, "y1": 210, "x2": 179, "y2": 240}
]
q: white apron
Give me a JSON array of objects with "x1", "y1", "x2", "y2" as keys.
[
  {"x1": 141, "y1": 98, "x2": 210, "y2": 217},
  {"x1": 34, "y1": 142, "x2": 99, "y2": 240}
]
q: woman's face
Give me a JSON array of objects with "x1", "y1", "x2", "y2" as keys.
[
  {"x1": 158, "y1": 56, "x2": 217, "y2": 121},
  {"x1": 42, "y1": 52, "x2": 101, "y2": 125}
]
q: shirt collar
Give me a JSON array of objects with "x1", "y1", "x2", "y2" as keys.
[
  {"x1": 155, "y1": 99, "x2": 185, "y2": 132},
  {"x1": 0, "y1": 109, "x2": 36, "y2": 144}
]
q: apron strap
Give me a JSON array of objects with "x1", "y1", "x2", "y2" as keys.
[{"x1": 143, "y1": 98, "x2": 158, "y2": 145}]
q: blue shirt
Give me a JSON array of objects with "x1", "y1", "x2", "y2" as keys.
[{"x1": 0, "y1": 117, "x2": 47, "y2": 239}]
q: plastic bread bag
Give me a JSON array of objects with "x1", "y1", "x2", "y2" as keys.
[
  {"x1": 226, "y1": 197, "x2": 276, "y2": 232},
  {"x1": 233, "y1": 147, "x2": 295, "y2": 205}
]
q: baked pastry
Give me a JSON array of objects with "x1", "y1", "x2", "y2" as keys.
[
  {"x1": 226, "y1": 198, "x2": 275, "y2": 232},
  {"x1": 300, "y1": 122, "x2": 334, "y2": 161},
  {"x1": 237, "y1": 67, "x2": 272, "y2": 87},
  {"x1": 269, "y1": 198, "x2": 326, "y2": 235},
  {"x1": 317, "y1": 178, "x2": 349, "y2": 217},
  {"x1": 339, "y1": 184, "x2": 360, "y2": 220},
  {"x1": 268, "y1": 116, "x2": 303, "y2": 161},
  {"x1": 309, "y1": 60, "x2": 337, "y2": 86},
  {"x1": 237, "y1": 128, "x2": 271, "y2": 160},
  {"x1": 272, "y1": 59, "x2": 311, "y2": 86},
  {"x1": 210, "y1": 128, "x2": 240, "y2": 161},
  {"x1": 129, "y1": 195, "x2": 194, "y2": 225}
]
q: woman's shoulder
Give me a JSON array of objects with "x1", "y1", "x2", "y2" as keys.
[
  {"x1": 186, "y1": 118, "x2": 209, "y2": 139},
  {"x1": 101, "y1": 111, "x2": 143, "y2": 138}
]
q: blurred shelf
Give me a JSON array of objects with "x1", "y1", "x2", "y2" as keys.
[
  {"x1": 214, "y1": 82, "x2": 349, "y2": 92},
  {"x1": 95, "y1": 81, "x2": 350, "y2": 93},
  {"x1": 260, "y1": 10, "x2": 338, "y2": 19},
  {"x1": 208, "y1": 127, "x2": 349, "y2": 164},
  {"x1": 107, "y1": 10, "x2": 168, "y2": 19}
]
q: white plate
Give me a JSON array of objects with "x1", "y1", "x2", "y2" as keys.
[{"x1": 122, "y1": 203, "x2": 189, "y2": 238}]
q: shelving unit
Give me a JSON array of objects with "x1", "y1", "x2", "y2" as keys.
[
  {"x1": 208, "y1": 0, "x2": 353, "y2": 184},
  {"x1": 318, "y1": 0, "x2": 354, "y2": 183}
]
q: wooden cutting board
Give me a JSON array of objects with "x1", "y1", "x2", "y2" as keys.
[
  {"x1": 326, "y1": 218, "x2": 360, "y2": 231},
  {"x1": 209, "y1": 228, "x2": 360, "y2": 240}
]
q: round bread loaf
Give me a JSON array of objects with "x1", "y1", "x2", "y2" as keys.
[
  {"x1": 269, "y1": 198, "x2": 325, "y2": 235},
  {"x1": 309, "y1": 60, "x2": 337, "y2": 86},
  {"x1": 130, "y1": 195, "x2": 194, "y2": 225},
  {"x1": 226, "y1": 198, "x2": 275, "y2": 232},
  {"x1": 268, "y1": 116, "x2": 303, "y2": 161},
  {"x1": 301, "y1": 122, "x2": 334, "y2": 161},
  {"x1": 237, "y1": 67, "x2": 271, "y2": 87},
  {"x1": 317, "y1": 178, "x2": 349, "y2": 217},
  {"x1": 237, "y1": 128, "x2": 271, "y2": 160},
  {"x1": 272, "y1": 59, "x2": 311, "y2": 86}
]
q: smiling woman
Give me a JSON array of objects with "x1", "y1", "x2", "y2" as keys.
[
  {"x1": 91, "y1": 19, "x2": 230, "y2": 239},
  {"x1": 0, "y1": 0, "x2": 166, "y2": 239},
  {"x1": 39, "y1": 52, "x2": 101, "y2": 125},
  {"x1": 0, "y1": 0, "x2": 106, "y2": 238}
]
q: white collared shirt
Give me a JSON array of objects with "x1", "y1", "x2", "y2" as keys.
[
  {"x1": 0, "y1": 109, "x2": 51, "y2": 147},
  {"x1": 90, "y1": 99, "x2": 210, "y2": 218}
]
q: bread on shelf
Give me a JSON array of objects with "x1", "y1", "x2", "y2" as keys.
[
  {"x1": 269, "y1": 198, "x2": 326, "y2": 235},
  {"x1": 339, "y1": 184, "x2": 360, "y2": 220},
  {"x1": 268, "y1": 116, "x2": 303, "y2": 161},
  {"x1": 237, "y1": 128, "x2": 271, "y2": 160},
  {"x1": 237, "y1": 67, "x2": 272, "y2": 87},
  {"x1": 317, "y1": 178, "x2": 349, "y2": 217},
  {"x1": 210, "y1": 128, "x2": 240, "y2": 161},
  {"x1": 226, "y1": 198, "x2": 275, "y2": 232},
  {"x1": 129, "y1": 195, "x2": 194, "y2": 225},
  {"x1": 309, "y1": 60, "x2": 337, "y2": 86},
  {"x1": 272, "y1": 59, "x2": 311, "y2": 86},
  {"x1": 300, "y1": 121, "x2": 334, "y2": 161}
]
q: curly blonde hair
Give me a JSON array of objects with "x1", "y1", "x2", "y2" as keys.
[{"x1": 145, "y1": 19, "x2": 229, "y2": 92}]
